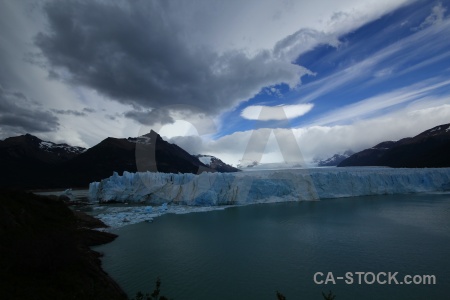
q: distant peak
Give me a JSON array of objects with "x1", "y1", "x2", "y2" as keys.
[
  {"x1": 139, "y1": 130, "x2": 162, "y2": 139},
  {"x1": 427, "y1": 123, "x2": 450, "y2": 133},
  {"x1": 149, "y1": 129, "x2": 160, "y2": 136},
  {"x1": 126, "y1": 130, "x2": 165, "y2": 145},
  {"x1": 23, "y1": 133, "x2": 40, "y2": 140}
]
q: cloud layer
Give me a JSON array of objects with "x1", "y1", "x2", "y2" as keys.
[
  {"x1": 34, "y1": 0, "x2": 411, "y2": 123},
  {"x1": 1, "y1": 0, "x2": 441, "y2": 155},
  {"x1": 35, "y1": 0, "x2": 312, "y2": 119},
  {"x1": 0, "y1": 85, "x2": 59, "y2": 136},
  {"x1": 171, "y1": 96, "x2": 450, "y2": 166},
  {"x1": 241, "y1": 104, "x2": 314, "y2": 121}
]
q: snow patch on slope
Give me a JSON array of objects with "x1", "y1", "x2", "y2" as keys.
[
  {"x1": 39, "y1": 140, "x2": 85, "y2": 154},
  {"x1": 198, "y1": 155, "x2": 213, "y2": 166}
]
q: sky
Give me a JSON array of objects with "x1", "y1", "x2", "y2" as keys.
[{"x1": 1, "y1": 0, "x2": 450, "y2": 166}]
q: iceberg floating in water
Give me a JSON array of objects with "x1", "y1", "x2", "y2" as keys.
[{"x1": 88, "y1": 168, "x2": 450, "y2": 205}]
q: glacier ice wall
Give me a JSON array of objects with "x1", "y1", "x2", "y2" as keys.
[{"x1": 88, "y1": 168, "x2": 450, "y2": 205}]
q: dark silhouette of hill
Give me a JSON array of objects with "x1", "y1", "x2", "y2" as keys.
[
  {"x1": 338, "y1": 123, "x2": 450, "y2": 167},
  {"x1": 63, "y1": 130, "x2": 214, "y2": 187},
  {"x1": 0, "y1": 189, "x2": 127, "y2": 299},
  {"x1": 0, "y1": 134, "x2": 85, "y2": 189},
  {"x1": 0, "y1": 130, "x2": 234, "y2": 189}
]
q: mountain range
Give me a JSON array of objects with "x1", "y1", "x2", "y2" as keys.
[
  {"x1": 314, "y1": 150, "x2": 355, "y2": 167},
  {"x1": 0, "y1": 131, "x2": 238, "y2": 189},
  {"x1": 2, "y1": 122, "x2": 449, "y2": 189},
  {"x1": 338, "y1": 123, "x2": 450, "y2": 168}
]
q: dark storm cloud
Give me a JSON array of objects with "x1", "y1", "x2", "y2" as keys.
[
  {"x1": 35, "y1": 0, "x2": 304, "y2": 118},
  {"x1": 82, "y1": 107, "x2": 95, "y2": 113},
  {"x1": 0, "y1": 86, "x2": 59, "y2": 134},
  {"x1": 51, "y1": 107, "x2": 94, "y2": 116},
  {"x1": 51, "y1": 109, "x2": 86, "y2": 116},
  {"x1": 124, "y1": 108, "x2": 175, "y2": 126},
  {"x1": 105, "y1": 114, "x2": 118, "y2": 121}
]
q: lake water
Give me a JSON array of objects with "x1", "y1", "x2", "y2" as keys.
[{"x1": 94, "y1": 193, "x2": 450, "y2": 300}]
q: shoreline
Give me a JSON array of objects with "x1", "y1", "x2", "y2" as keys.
[
  {"x1": 0, "y1": 189, "x2": 127, "y2": 299},
  {"x1": 28, "y1": 186, "x2": 89, "y2": 192}
]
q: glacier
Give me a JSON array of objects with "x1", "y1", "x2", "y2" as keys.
[{"x1": 88, "y1": 167, "x2": 450, "y2": 205}]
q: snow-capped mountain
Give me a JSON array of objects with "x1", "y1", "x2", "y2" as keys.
[
  {"x1": 339, "y1": 123, "x2": 450, "y2": 167},
  {"x1": 0, "y1": 131, "x2": 235, "y2": 189},
  {"x1": 194, "y1": 154, "x2": 240, "y2": 172},
  {"x1": 65, "y1": 130, "x2": 215, "y2": 187},
  {"x1": 314, "y1": 150, "x2": 354, "y2": 167},
  {"x1": 0, "y1": 134, "x2": 87, "y2": 189},
  {"x1": 0, "y1": 133, "x2": 85, "y2": 164},
  {"x1": 39, "y1": 140, "x2": 86, "y2": 155}
]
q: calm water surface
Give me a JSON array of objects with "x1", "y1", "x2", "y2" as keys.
[{"x1": 94, "y1": 194, "x2": 450, "y2": 300}]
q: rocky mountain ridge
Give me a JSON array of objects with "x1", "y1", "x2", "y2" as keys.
[
  {"x1": 338, "y1": 123, "x2": 450, "y2": 168},
  {"x1": 0, "y1": 131, "x2": 238, "y2": 189}
]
